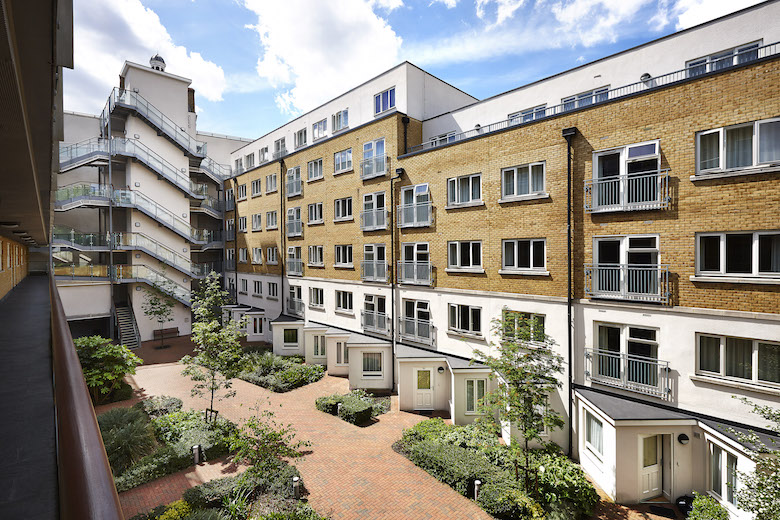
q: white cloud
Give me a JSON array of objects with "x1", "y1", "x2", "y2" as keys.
[
  {"x1": 476, "y1": 0, "x2": 527, "y2": 27},
  {"x1": 64, "y1": 0, "x2": 226, "y2": 115},
  {"x1": 373, "y1": 0, "x2": 405, "y2": 9},
  {"x1": 550, "y1": 0, "x2": 652, "y2": 47},
  {"x1": 431, "y1": 0, "x2": 459, "y2": 7},
  {"x1": 671, "y1": 0, "x2": 765, "y2": 30},
  {"x1": 242, "y1": 0, "x2": 402, "y2": 115}
]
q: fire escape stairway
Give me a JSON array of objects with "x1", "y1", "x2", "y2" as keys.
[{"x1": 114, "y1": 305, "x2": 141, "y2": 349}]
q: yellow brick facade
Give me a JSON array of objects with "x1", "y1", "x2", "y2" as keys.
[{"x1": 0, "y1": 236, "x2": 29, "y2": 300}]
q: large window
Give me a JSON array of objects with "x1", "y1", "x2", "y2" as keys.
[
  {"x1": 237, "y1": 216, "x2": 247, "y2": 232},
  {"x1": 334, "y1": 197, "x2": 353, "y2": 221},
  {"x1": 502, "y1": 310, "x2": 545, "y2": 343},
  {"x1": 266, "y1": 247, "x2": 278, "y2": 264},
  {"x1": 253, "y1": 280, "x2": 262, "y2": 295},
  {"x1": 294, "y1": 128, "x2": 307, "y2": 149},
  {"x1": 698, "y1": 334, "x2": 779, "y2": 385},
  {"x1": 308, "y1": 159, "x2": 323, "y2": 181},
  {"x1": 563, "y1": 87, "x2": 608, "y2": 111},
  {"x1": 238, "y1": 248, "x2": 248, "y2": 263},
  {"x1": 335, "y1": 245, "x2": 353, "y2": 267},
  {"x1": 362, "y1": 352, "x2": 382, "y2": 377},
  {"x1": 266, "y1": 210, "x2": 278, "y2": 229},
  {"x1": 336, "y1": 341, "x2": 349, "y2": 365},
  {"x1": 251, "y1": 213, "x2": 262, "y2": 231},
  {"x1": 697, "y1": 231, "x2": 780, "y2": 278},
  {"x1": 266, "y1": 173, "x2": 277, "y2": 193},
  {"x1": 447, "y1": 241, "x2": 482, "y2": 270},
  {"x1": 501, "y1": 162, "x2": 545, "y2": 200},
  {"x1": 448, "y1": 304, "x2": 481, "y2": 335},
  {"x1": 286, "y1": 167, "x2": 302, "y2": 197},
  {"x1": 687, "y1": 42, "x2": 761, "y2": 77},
  {"x1": 251, "y1": 179, "x2": 262, "y2": 197},
  {"x1": 283, "y1": 328, "x2": 298, "y2": 348},
  {"x1": 585, "y1": 410, "x2": 603, "y2": 457},
  {"x1": 334, "y1": 149, "x2": 352, "y2": 174},
  {"x1": 465, "y1": 378, "x2": 486, "y2": 413},
  {"x1": 245, "y1": 153, "x2": 255, "y2": 169},
  {"x1": 502, "y1": 239, "x2": 546, "y2": 272},
  {"x1": 240, "y1": 278, "x2": 248, "y2": 294},
  {"x1": 374, "y1": 87, "x2": 395, "y2": 115},
  {"x1": 268, "y1": 281, "x2": 278, "y2": 297},
  {"x1": 335, "y1": 290, "x2": 353, "y2": 312},
  {"x1": 595, "y1": 323, "x2": 659, "y2": 387},
  {"x1": 333, "y1": 109, "x2": 348, "y2": 132},
  {"x1": 259, "y1": 147, "x2": 269, "y2": 163},
  {"x1": 312, "y1": 119, "x2": 327, "y2": 141},
  {"x1": 308, "y1": 202, "x2": 323, "y2": 224},
  {"x1": 447, "y1": 173, "x2": 482, "y2": 206},
  {"x1": 309, "y1": 287, "x2": 324, "y2": 308},
  {"x1": 696, "y1": 118, "x2": 780, "y2": 174},
  {"x1": 709, "y1": 443, "x2": 739, "y2": 506},
  {"x1": 251, "y1": 315, "x2": 263, "y2": 335},
  {"x1": 308, "y1": 245, "x2": 324, "y2": 266},
  {"x1": 236, "y1": 184, "x2": 247, "y2": 201},
  {"x1": 313, "y1": 335, "x2": 326, "y2": 357},
  {"x1": 274, "y1": 137, "x2": 286, "y2": 157},
  {"x1": 509, "y1": 105, "x2": 546, "y2": 124},
  {"x1": 252, "y1": 247, "x2": 262, "y2": 264},
  {"x1": 591, "y1": 141, "x2": 662, "y2": 209}
]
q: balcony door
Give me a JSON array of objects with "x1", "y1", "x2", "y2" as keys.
[
  {"x1": 363, "y1": 192, "x2": 385, "y2": 228},
  {"x1": 595, "y1": 142, "x2": 660, "y2": 209},
  {"x1": 363, "y1": 138, "x2": 385, "y2": 177},
  {"x1": 402, "y1": 243, "x2": 429, "y2": 282},
  {"x1": 595, "y1": 236, "x2": 659, "y2": 297},
  {"x1": 363, "y1": 295, "x2": 386, "y2": 331},
  {"x1": 364, "y1": 244, "x2": 386, "y2": 280},
  {"x1": 403, "y1": 300, "x2": 431, "y2": 341},
  {"x1": 400, "y1": 184, "x2": 430, "y2": 225},
  {"x1": 596, "y1": 151, "x2": 621, "y2": 207}
]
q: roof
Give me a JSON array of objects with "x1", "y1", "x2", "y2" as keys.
[
  {"x1": 700, "y1": 419, "x2": 779, "y2": 453},
  {"x1": 271, "y1": 313, "x2": 303, "y2": 323},
  {"x1": 346, "y1": 332, "x2": 390, "y2": 346},
  {"x1": 396, "y1": 343, "x2": 486, "y2": 370},
  {"x1": 120, "y1": 60, "x2": 191, "y2": 84}
]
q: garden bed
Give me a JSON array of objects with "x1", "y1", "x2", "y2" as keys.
[
  {"x1": 394, "y1": 418, "x2": 599, "y2": 520},
  {"x1": 315, "y1": 390, "x2": 390, "y2": 425},
  {"x1": 240, "y1": 352, "x2": 324, "y2": 392},
  {"x1": 97, "y1": 396, "x2": 237, "y2": 493}
]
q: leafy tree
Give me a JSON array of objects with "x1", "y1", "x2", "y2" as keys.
[
  {"x1": 472, "y1": 309, "x2": 565, "y2": 488},
  {"x1": 732, "y1": 398, "x2": 780, "y2": 520},
  {"x1": 688, "y1": 491, "x2": 730, "y2": 520},
  {"x1": 74, "y1": 335, "x2": 143, "y2": 403},
  {"x1": 141, "y1": 268, "x2": 177, "y2": 349},
  {"x1": 181, "y1": 272, "x2": 247, "y2": 416}
]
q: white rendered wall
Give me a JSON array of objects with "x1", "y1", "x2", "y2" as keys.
[
  {"x1": 57, "y1": 283, "x2": 111, "y2": 319},
  {"x1": 397, "y1": 359, "x2": 450, "y2": 412},
  {"x1": 122, "y1": 62, "x2": 191, "y2": 130},
  {"x1": 130, "y1": 282, "x2": 191, "y2": 342},
  {"x1": 348, "y1": 344, "x2": 393, "y2": 391}
]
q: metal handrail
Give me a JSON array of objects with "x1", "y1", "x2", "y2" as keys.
[
  {"x1": 397, "y1": 261, "x2": 433, "y2": 285},
  {"x1": 584, "y1": 263, "x2": 670, "y2": 304},
  {"x1": 360, "y1": 154, "x2": 388, "y2": 179},
  {"x1": 360, "y1": 208, "x2": 388, "y2": 231},
  {"x1": 286, "y1": 219, "x2": 303, "y2": 237},
  {"x1": 287, "y1": 298, "x2": 304, "y2": 316},
  {"x1": 199, "y1": 156, "x2": 232, "y2": 181},
  {"x1": 361, "y1": 310, "x2": 389, "y2": 333},
  {"x1": 399, "y1": 316, "x2": 434, "y2": 345},
  {"x1": 396, "y1": 202, "x2": 433, "y2": 227},
  {"x1": 287, "y1": 259, "x2": 304, "y2": 276},
  {"x1": 360, "y1": 260, "x2": 388, "y2": 282},
  {"x1": 409, "y1": 41, "x2": 780, "y2": 153},
  {"x1": 272, "y1": 148, "x2": 288, "y2": 160},
  {"x1": 286, "y1": 178, "x2": 302, "y2": 197},
  {"x1": 584, "y1": 348, "x2": 672, "y2": 399},
  {"x1": 49, "y1": 276, "x2": 124, "y2": 519},
  {"x1": 584, "y1": 169, "x2": 670, "y2": 212}
]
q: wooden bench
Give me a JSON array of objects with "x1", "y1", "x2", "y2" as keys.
[{"x1": 153, "y1": 327, "x2": 179, "y2": 340}]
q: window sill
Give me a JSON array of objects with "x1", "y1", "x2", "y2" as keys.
[
  {"x1": 689, "y1": 374, "x2": 780, "y2": 396},
  {"x1": 308, "y1": 263, "x2": 324, "y2": 268},
  {"x1": 333, "y1": 169, "x2": 353, "y2": 176},
  {"x1": 309, "y1": 305, "x2": 325, "y2": 311},
  {"x1": 251, "y1": 229, "x2": 262, "y2": 233},
  {"x1": 498, "y1": 193, "x2": 550, "y2": 204},
  {"x1": 282, "y1": 345, "x2": 299, "y2": 350},
  {"x1": 307, "y1": 221, "x2": 324, "y2": 227},
  {"x1": 267, "y1": 226, "x2": 279, "y2": 231},
  {"x1": 333, "y1": 217, "x2": 354, "y2": 223},
  {"x1": 445, "y1": 201, "x2": 485, "y2": 210},
  {"x1": 362, "y1": 374, "x2": 383, "y2": 379},
  {"x1": 334, "y1": 264, "x2": 354, "y2": 269},
  {"x1": 266, "y1": 190, "x2": 278, "y2": 195},
  {"x1": 251, "y1": 194, "x2": 261, "y2": 199},
  {"x1": 499, "y1": 269, "x2": 550, "y2": 276},
  {"x1": 307, "y1": 176, "x2": 324, "y2": 184},
  {"x1": 690, "y1": 275, "x2": 780, "y2": 285},
  {"x1": 335, "y1": 310, "x2": 355, "y2": 317},
  {"x1": 447, "y1": 330, "x2": 484, "y2": 341},
  {"x1": 251, "y1": 263, "x2": 263, "y2": 266},
  {"x1": 267, "y1": 296, "x2": 278, "y2": 301},
  {"x1": 444, "y1": 268, "x2": 485, "y2": 274},
  {"x1": 374, "y1": 108, "x2": 397, "y2": 118},
  {"x1": 238, "y1": 291, "x2": 247, "y2": 295},
  {"x1": 332, "y1": 126, "x2": 349, "y2": 134},
  {"x1": 252, "y1": 294, "x2": 263, "y2": 298},
  {"x1": 691, "y1": 164, "x2": 780, "y2": 181},
  {"x1": 237, "y1": 197, "x2": 247, "y2": 202},
  {"x1": 267, "y1": 262, "x2": 279, "y2": 265},
  {"x1": 464, "y1": 412, "x2": 485, "y2": 416}
]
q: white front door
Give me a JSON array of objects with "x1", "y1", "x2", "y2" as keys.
[
  {"x1": 415, "y1": 368, "x2": 434, "y2": 410},
  {"x1": 641, "y1": 435, "x2": 662, "y2": 500}
]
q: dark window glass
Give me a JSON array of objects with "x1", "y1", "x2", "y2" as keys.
[
  {"x1": 532, "y1": 241, "x2": 545, "y2": 268},
  {"x1": 725, "y1": 234, "x2": 753, "y2": 273},
  {"x1": 758, "y1": 234, "x2": 780, "y2": 273},
  {"x1": 700, "y1": 236, "x2": 721, "y2": 271}
]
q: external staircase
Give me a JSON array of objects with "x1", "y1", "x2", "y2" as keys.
[{"x1": 114, "y1": 305, "x2": 140, "y2": 349}]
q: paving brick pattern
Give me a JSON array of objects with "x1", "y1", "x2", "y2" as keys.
[{"x1": 121, "y1": 362, "x2": 492, "y2": 520}]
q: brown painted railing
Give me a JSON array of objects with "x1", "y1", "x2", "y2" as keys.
[{"x1": 49, "y1": 276, "x2": 124, "y2": 520}]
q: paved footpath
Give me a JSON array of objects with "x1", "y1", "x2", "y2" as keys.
[{"x1": 119, "y1": 363, "x2": 492, "y2": 520}]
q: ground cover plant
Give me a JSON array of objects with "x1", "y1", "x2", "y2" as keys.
[
  {"x1": 75, "y1": 335, "x2": 142, "y2": 404},
  {"x1": 240, "y1": 352, "x2": 324, "y2": 393},
  {"x1": 314, "y1": 389, "x2": 389, "y2": 425},
  {"x1": 395, "y1": 418, "x2": 598, "y2": 520},
  {"x1": 97, "y1": 396, "x2": 236, "y2": 493}
]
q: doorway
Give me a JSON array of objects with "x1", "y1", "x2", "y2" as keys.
[
  {"x1": 640, "y1": 434, "x2": 662, "y2": 500},
  {"x1": 414, "y1": 368, "x2": 434, "y2": 410}
]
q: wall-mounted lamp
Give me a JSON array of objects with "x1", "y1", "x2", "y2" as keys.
[
  {"x1": 437, "y1": 366, "x2": 445, "y2": 374},
  {"x1": 677, "y1": 433, "x2": 690, "y2": 445},
  {"x1": 134, "y1": 222, "x2": 141, "y2": 227},
  {"x1": 135, "y1": 182, "x2": 141, "y2": 187},
  {"x1": 135, "y1": 286, "x2": 141, "y2": 291}
]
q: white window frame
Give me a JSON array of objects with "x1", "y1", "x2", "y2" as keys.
[
  {"x1": 259, "y1": 146, "x2": 269, "y2": 163},
  {"x1": 362, "y1": 352, "x2": 383, "y2": 378},
  {"x1": 465, "y1": 378, "x2": 487, "y2": 414},
  {"x1": 501, "y1": 161, "x2": 546, "y2": 201},
  {"x1": 308, "y1": 202, "x2": 323, "y2": 225},
  {"x1": 268, "y1": 281, "x2": 279, "y2": 298},
  {"x1": 286, "y1": 167, "x2": 302, "y2": 197},
  {"x1": 283, "y1": 328, "x2": 298, "y2": 349},
  {"x1": 294, "y1": 128, "x2": 307, "y2": 149},
  {"x1": 695, "y1": 231, "x2": 780, "y2": 278},
  {"x1": 335, "y1": 290, "x2": 353, "y2": 313},
  {"x1": 333, "y1": 109, "x2": 349, "y2": 132},
  {"x1": 309, "y1": 287, "x2": 324, "y2": 308},
  {"x1": 237, "y1": 216, "x2": 247, "y2": 233},
  {"x1": 251, "y1": 213, "x2": 262, "y2": 232},
  {"x1": 374, "y1": 86, "x2": 396, "y2": 115},
  {"x1": 334, "y1": 148, "x2": 352, "y2": 174},
  {"x1": 447, "y1": 173, "x2": 482, "y2": 207},
  {"x1": 334, "y1": 197, "x2": 353, "y2": 221},
  {"x1": 695, "y1": 117, "x2": 780, "y2": 174},
  {"x1": 266, "y1": 173, "x2": 277, "y2": 193},
  {"x1": 687, "y1": 41, "x2": 762, "y2": 76},
  {"x1": 312, "y1": 119, "x2": 327, "y2": 141},
  {"x1": 502, "y1": 238, "x2": 547, "y2": 273},
  {"x1": 266, "y1": 247, "x2": 278, "y2": 265},
  {"x1": 313, "y1": 334, "x2": 326, "y2": 357},
  {"x1": 447, "y1": 240, "x2": 482, "y2": 270},
  {"x1": 239, "y1": 278, "x2": 248, "y2": 294},
  {"x1": 236, "y1": 184, "x2": 247, "y2": 201},
  {"x1": 252, "y1": 280, "x2": 262, "y2": 296},
  {"x1": 448, "y1": 303, "x2": 482, "y2": 336},
  {"x1": 266, "y1": 210, "x2": 278, "y2": 230},
  {"x1": 562, "y1": 87, "x2": 608, "y2": 111},
  {"x1": 429, "y1": 131, "x2": 456, "y2": 147},
  {"x1": 274, "y1": 137, "x2": 286, "y2": 156},
  {"x1": 251, "y1": 179, "x2": 262, "y2": 197},
  {"x1": 503, "y1": 310, "x2": 546, "y2": 344},
  {"x1": 234, "y1": 157, "x2": 243, "y2": 173},
  {"x1": 509, "y1": 105, "x2": 547, "y2": 124},
  {"x1": 584, "y1": 410, "x2": 604, "y2": 458},
  {"x1": 708, "y1": 441, "x2": 740, "y2": 508},
  {"x1": 238, "y1": 247, "x2": 248, "y2": 263},
  {"x1": 245, "y1": 153, "x2": 255, "y2": 169},
  {"x1": 334, "y1": 244, "x2": 353, "y2": 267},
  {"x1": 307, "y1": 158, "x2": 323, "y2": 181},
  {"x1": 251, "y1": 315, "x2": 263, "y2": 335},
  {"x1": 336, "y1": 341, "x2": 349, "y2": 365},
  {"x1": 252, "y1": 247, "x2": 263, "y2": 264},
  {"x1": 696, "y1": 333, "x2": 780, "y2": 387},
  {"x1": 308, "y1": 245, "x2": 324, "y2": 267}
]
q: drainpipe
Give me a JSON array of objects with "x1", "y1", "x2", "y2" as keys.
[
  {"x1": 562, "y1": 127, "x2": 577, "y2": 457},
  {"x1": 391, "y1": 168, "x2": 405, "y2": 393},
  {"x1": 401, "y1": 117, "x2": 410, "y2": 155},
  {"x1": 107, "y1": 109, "x2": 115, "y2": 340},
  {"x1": 280, "y1": 159, "x2": 286, "y2": 317}
]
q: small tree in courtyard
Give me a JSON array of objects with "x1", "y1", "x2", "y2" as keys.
[
  {"x1": 141, "y1": 269, "x2": 177, "y2": 349},
  {"x1": 75, "y1": 335, "x2": 143, "y2": 403},
  {"x1": 182, "y1": 272, "x2": 247, "y2": 419},
  {"x1": 472, "y1": 308, "x2": 565, "y2": 489}
]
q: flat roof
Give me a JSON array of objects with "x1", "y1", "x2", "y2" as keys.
[{"x1": 396, "y1": 343, "x2": 486, "y2": 370}]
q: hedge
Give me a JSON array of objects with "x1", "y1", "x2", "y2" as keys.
[
  {"x1": 183, "y1": 463, "x2": 301, "y2": 510},
  {"x1": 134, "y1": 396, "x2": 183, "y2": 418},
  {"x1": 315, "y1": 394, "x2": 372, "y2": 425},
  {"x1": 240, "y1": 354, "x2": 324, "y2": 393}
]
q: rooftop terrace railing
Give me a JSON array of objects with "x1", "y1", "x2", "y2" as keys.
[{"x1": 408, "y1": 41, "x2": 780, "y2": 154}]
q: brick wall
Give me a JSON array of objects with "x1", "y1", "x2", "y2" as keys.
[{"x1": 0, "y1": 236, "x2": 29, "y2": 300}]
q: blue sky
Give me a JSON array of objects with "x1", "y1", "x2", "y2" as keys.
[{"x1": 64, "y1": 0, "x2": 765, "y2": 140}]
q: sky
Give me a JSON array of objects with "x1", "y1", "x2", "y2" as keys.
[{"x1": 63, "y1": 0, "x2": 767, "y2": 140}]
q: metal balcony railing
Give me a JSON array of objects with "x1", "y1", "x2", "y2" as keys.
[
  {"x1": 585, "y1": 348, "x2": 672, "y2": 400},
  {"x1": 199, "y1": 156, "x2": 231, "y2": 181},
  {"x1": 225, "y1": 258, "x2": 236, "y2": 270},
  {"x1": 286, "y1": 219, "x2": 303, "y2": 237},
  {"x1": 361, "y1": 260, "x2": 388, "y2": 282},
  {"x1": 195, "y1": 196, "x2": 224, "y2": 215},
  {"x1": 272, "y1": 148, "x2": 288, "y2": 160},
  {"x1": 397, "y1": 202, "x2": 433, "y2": 228},
  {"x1": 287, "y1": 298, "x2": 304, "y2": 316},
  {"x1": 584, "y1": 264, "x2": 670, "y2": 304},
  {"x1": 225, "y1": 229, "x2": 236, "y2": 241},
  {"x1": 105, "y1": 87, "x2": 207, "y2": 157},
  {"x1": 361, "y1": 310, "x2": 389, "y2": 334},
  {"x1": 360, "y1": 208, "x2": 388, "y2": 231},
  {"x1": 286, "y1": 178, "x2": 302, "y2": 197},
  {"x1": 399, "y1": 317, "x2": 434, "y2": 345},
  {"x1": 225, "y1": 198, "x2": 235, "y2": 211},
  {"x1": 360, "y1": 154, "x2": 387, "y2": 180},
  {"x1": 584, "y1": 169, "x2": 670, "y2": 213},
  {"x1": 287, "y1": 259, "x2": 304, "y2": 276},
  {"x1": 407, "y1": 41, "x2": 780, "y2": 154},
  {"x1": 397, "y1": 261, "x2": 433, "y2": 285}
]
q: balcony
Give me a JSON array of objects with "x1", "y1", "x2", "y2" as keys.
[
  {"x1": 225, "y1": 198, "x2": 235, "y2": 211},
  {"x1": 360, "y1": 154, "x2": 387, "y2": 180},
  {"x1": 286, "y1": 219, "x2": 303, "y2": 238},
  {"x1": 397, "y1": 261, "x2": 433, "y2": 286},
  {"x1": 360, "y1": 208, "x2": 388, "y2": 231},
  {"x1": 397, "y1": 202, "x2": 433, "y2": 228},
  {"x1": 361, "y1": 260, "x2": 388, "y2": 282},
  {"x1": 287, "y1": 298, "x2": 304, "y2": 316},
  {"x1": 584, "y1": 170, "x2": 670, "y2": 213},
  {"x1": 287, "y1": 259, "x2": 304, "y2": 276},
  {"x1": 399, "y1": 316, "x2": 434, "y2": 345},
  {"x1": 584, "y1": 264, "x2": 670, "y2": 304},
  {"x1": 361, "y1": 310, "x2": 389, "y2": 334},
  {"x1": 225, "y1": 258, "x2": 236, "y2": 270},
  {"x1": 272, "y1": 148, "x2": 288, "y2": 160},
  {"x1": 585, "y1": 349, "x2": 672, "y2": 400},
  {"x1": 225, "y1": 229, "x2": 236, "y2": 241},
  {"x1": 286, "y1": 178, "x2": 302, "y2": 197}
]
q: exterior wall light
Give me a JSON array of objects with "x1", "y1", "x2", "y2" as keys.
[
  {"x1": 678, "y1": 433, "x2": 690, "y2": 445},
  {"x1": 437, "y1": 366, "x2": 445, "y2": 374}
]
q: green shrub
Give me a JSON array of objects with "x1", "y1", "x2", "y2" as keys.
[
  {"x1": 347, "y1": 389, "x2": 390, "y2": 417},
  {"x1": 257, "y1": 504, "x2": 327, "y2": 520},
  {"x1": 97, "y1": 407, "x2": 156, "y2": 475},
  {"x1": 337, "y1": 396, "x2": 373, "y2": 425},
  {"x1": 183, "y1": 464, "x2": 301, "y2": 510},
  {"x1": 158, "y1": 500, "x2": 192, "y2": 520},
  {"x1": 441, "y1": 421, "x2": 501, "y2": 451},
  {"x1": 184, "y1": 511, "x2": 227, "y2": 520},
  {"x1": 134, "y1": 396, "x2": 183, "y2": 418},
  {"x1": 314, "y1": 395, "x2": 343, "y2": 415},
  {"x1": 241, "y1": 354, "x2": 323, "y2": 392},
  {"x1": 477, "y1": 477, "x2": 544, "y2": 520},
  {"x1": 74, "y1": 335, "x2": 142, "y2": 404},
  {"x1": 399, "y1": 418, "x2": 451, "y2": 446},
  {"x1": 152, "y1": 410, "x2": 205, "y2": 443},
  {"x1": 112, "y1": 380, "x2": 135, "y2": 402},
  {"x1": 534, "y1": 451, "x2": 599, "y2": 518},
  {"x1": 406, "y1": 439, "x2": 505, "y2": 495},
  {"x1": 688, "y1": 492, "x2": 729, "y2": 520}
]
